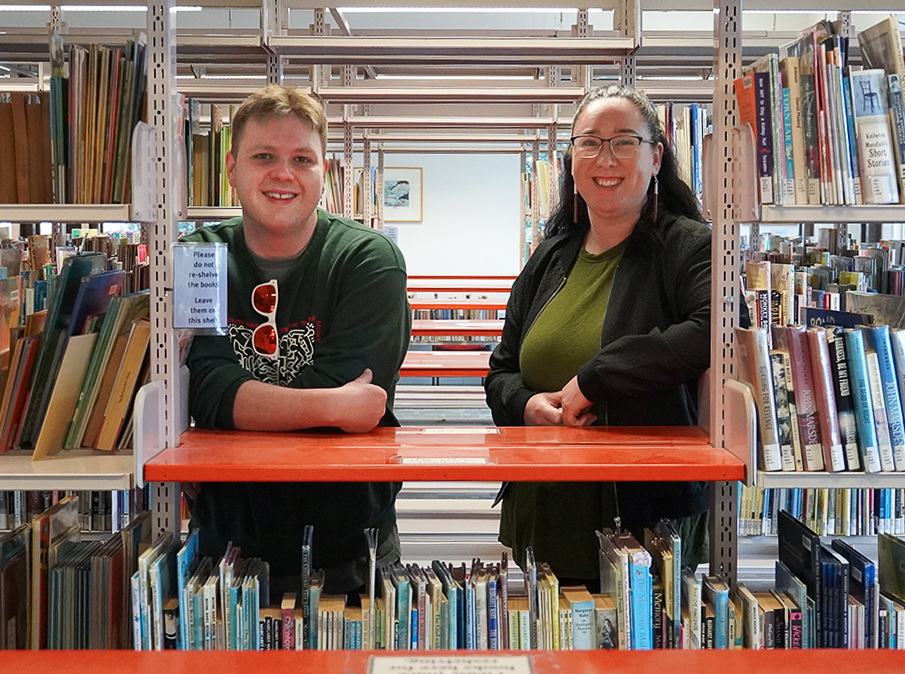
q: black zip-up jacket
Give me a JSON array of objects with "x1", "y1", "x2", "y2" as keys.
[{"x1": 485, "y1": 211, "x2": 712, "y2": 527}]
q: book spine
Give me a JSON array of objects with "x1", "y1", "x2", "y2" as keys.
[
  {"x1": 828, "y1": 326, "x2": 861, "y2": 471},
  {"x1": 652, "y1": 581, "x2": 664, "y2": 649},
  {"x1": 754, "y1": 71, "x2": 775, "y2": 204},
  {"x1": 770, "y1": 351, "x2": 799, "y2": 471},
  {"x1": 871, "y1": 325, "x2": 905, "y2": 470},
  {"x1": 843, "y1": 329, "x2": 882, "y2": 472},
  {"x1": 888, "y1": 74, "x2": 905, "y2": 202},
  {"x1": 807, "y1": 328, "x2": 846, "y2": 471},
  {"x1": 784, "y1": 326, "x2": 825, "y2": 470},
  {"x1": 487, "y1": 580, "x2": 499, "y2": 650},
  {"x1": 865, "y1": 349, "x2": 897, "y2": 472},
  {"x1": 508, "y1": 606, "x2": 520, "y2": 649}
]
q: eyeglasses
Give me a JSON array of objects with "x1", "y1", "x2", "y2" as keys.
[
  {"x1": 251, "y1": 279, "x2": 279, "y2": 360},
  {"x1": 570, "y1": 134, "x2": 656, "y2": 160}
]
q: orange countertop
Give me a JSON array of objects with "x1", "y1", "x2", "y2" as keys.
[{"x1": 143, "y1": 425, "x2": 744, "y2": 484}]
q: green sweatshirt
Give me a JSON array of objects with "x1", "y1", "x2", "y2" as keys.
[{"x1": 183, "y1": 209, "x2": 411, "y2": 594}]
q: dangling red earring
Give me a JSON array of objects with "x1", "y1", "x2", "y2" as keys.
[{"x1": 651, "y1": 175, "x2": 658, "y2": 222}]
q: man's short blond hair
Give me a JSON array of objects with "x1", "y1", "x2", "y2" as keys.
[{"x1": 230, "y1": 85, "x2": 327, "y2": 156}]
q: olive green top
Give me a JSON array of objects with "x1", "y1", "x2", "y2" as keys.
[{"x1": 519, "y1": 244, "x2": 625, "y2": 393}]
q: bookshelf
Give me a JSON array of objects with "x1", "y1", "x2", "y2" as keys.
[{"x1": 7, "y1": 0, "x2": 905, "y2": 661}]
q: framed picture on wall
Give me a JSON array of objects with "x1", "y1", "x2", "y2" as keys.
[{"x1": 383, "y1": 167, "x2": 422, "y2": 222}]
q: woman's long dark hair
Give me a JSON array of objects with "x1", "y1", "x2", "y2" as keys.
[{"x1": 545, "y1": 84, "x2": 705, "y2": 252}]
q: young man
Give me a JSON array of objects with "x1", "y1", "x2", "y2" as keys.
[{"x1": 182, "y1": 85, "x2": 411, "y2": 601}]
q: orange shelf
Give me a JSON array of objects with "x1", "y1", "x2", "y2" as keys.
[
  {"x1": 401, "y1": 350, "x2": 491, "y2": 377},
  {"x1": 408, "y1": 275, "x2": 518, "y2": 281},
  {"x1": 3, "y1": 648, "x2": 905, "y2": 674},
  {"x1": 143, "y1": 425, "x2": 744, "y2": 484},
  {"x1": 411, "y1": 319, "x2": 504, "y2": 337},
  {"x1": 410, "y1": 299, "x2": 508, "y2": 311},
  {"x1": 408, "y1": 282, "x2": 513, "y2": 292}
]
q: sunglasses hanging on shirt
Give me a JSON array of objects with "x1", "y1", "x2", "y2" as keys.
[{"x1": 251, "y1": 279, "x2": 279, "y2": 359}]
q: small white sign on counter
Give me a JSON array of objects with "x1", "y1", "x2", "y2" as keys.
[
  {"x1": 173, "y1": 242, "x2": 228, "y2": 334},
  {"x1": 369, "y1": 655, "x2": 533, "y2": 674}
]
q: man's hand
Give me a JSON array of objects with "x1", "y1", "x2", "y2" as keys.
[
  {"x1": 560, "y1": 376, "x2": 597, "y2": 427},
  {"x1": 524, "y1": 391, "x2": 564, "y2": 426},
  {"x1": 332, "y1": 368, "x2": 388, "y2": 433}
]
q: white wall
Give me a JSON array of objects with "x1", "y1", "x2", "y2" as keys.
[{"x1": 384, "y1": 153, "x2": 523, "y2": 276}]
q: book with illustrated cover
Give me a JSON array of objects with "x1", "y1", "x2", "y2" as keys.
[{"x1": 849, "y1": 68, "x2": 900, "y2": 204}]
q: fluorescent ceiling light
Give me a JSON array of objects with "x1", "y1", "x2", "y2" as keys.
[
  {"x1": 338, "y1": 7, "x2": 575, "y2": 13},
  {"x1": 374, "y1": 74, "x2": 537, "y2": 80},
  {"x1": 176, "y1": 74, "x2": 266, "y2": 80},
  {"x1": 0, "y1": 4, "x2": 200, "y2": 10}
]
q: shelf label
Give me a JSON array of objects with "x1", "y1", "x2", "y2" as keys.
[
  {"x1": 173, "y1": 242, "x2": 228, "y2": 334},
  {"x1": 397, "y1": 428, "x2": 500, "y2": 435},
  {"x1": 400, "y1": 457, "x2": 488, "y2": 465},
  {"x1": 369, "y1": 655, "x2": 533, "y2": 674}
]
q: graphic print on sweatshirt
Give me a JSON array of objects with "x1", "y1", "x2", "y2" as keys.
[{"x1": 228, "y1": 321, "x2": 316, "y2": 385}]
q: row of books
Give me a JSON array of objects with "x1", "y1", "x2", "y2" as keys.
[
  {"x1": 127, "y1": 521, "x2": 682, "y2": 653},
  {"x1": 737, "y1": 322, "x2": 905, "y2": 473},
  {"x1": 739, "y1": 485, "x2": 905, "y2": 537},
  {"x1": 0, "y1": 488, "x2": 148, "y2": 535},
  {"x1": 0, "y1": 250, "x2": 151, "y2": 455},
  {"x1": 185, "y1": 101, "x2": 238, "y2": 208},
  {"x1": 0, "y1": 34, "x2": 148, "y2": 206},
  {"x1": 0, "y1": 495, "x2": 152, "y2": 650},
  {"x1": 8, "y1": 493, "x2": 905, "y2": 652},
  {"x1": 657, "y1": 102, "x2": 710, "y2": 205},
  {"x1": 733, "y1": 18, "x2": 905, "y2": 207}
]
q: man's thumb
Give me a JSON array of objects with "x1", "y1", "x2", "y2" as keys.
[{"x1": 354, "y1": 368, "x2": 373, "y2": 383}]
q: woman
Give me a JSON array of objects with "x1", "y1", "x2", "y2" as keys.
[{"x1": 485, "y1": 84, "x2": 712, "y2": 590}]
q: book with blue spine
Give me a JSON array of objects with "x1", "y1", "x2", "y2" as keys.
[
  {"x1": 616, "y1": 533, "x2": 652, "y2": 650},
  {"x1": 868, "y1": 325, "x2": 905, "y2": 469},
  {"x1": 862, "y1": 328, "x2": 898, "y2": 471},
  {"x1": 464, "y1": 564, "x2": 476, "y2": 649},
  {"x1": 175, "y1": 529, "x2": 199, "y2": 650},
  {"x1": 843, "y1": 328, "x2": 882, "y2": 472},
  {"x1": 702, "y1": 575, "x2": 730, "y2": 649},
  {"x1": 487, "y1": 565, "x2": 499, "y2": 650}
]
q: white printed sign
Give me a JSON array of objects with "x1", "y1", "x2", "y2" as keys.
[
  {"x1": 368, "y1": 656, "x2": 533, "y2": 674},
  {"x1": 173, "y1": 242, "x2": 228, "y2": 332}
]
